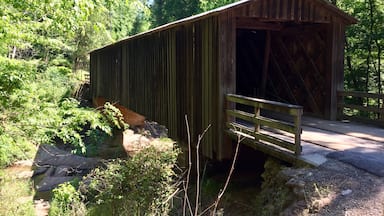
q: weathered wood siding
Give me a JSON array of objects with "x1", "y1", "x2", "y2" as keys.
[
  {"x1": 267, "y1": 24, "x2": 328, "y2": 115},
  {"x1": 217, "y1": 10, "x2": 237, "y2": 159},
  {"x1": 90, "y1": 0, "x2": 356, "y2": 160},
  {"x1": 233, "y1": 0, "x2": 348, "y2": 23},
  {"x1": 91, "y1": 17, "x2": 219, "y2": 158}
]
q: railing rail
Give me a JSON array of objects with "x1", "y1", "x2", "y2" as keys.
[
  {"x1": 337, "y1": 91, "x2": 384, "y2": 125},
  {"x1": 226, "y1": 94, "x2": 303, "y2": 156},
  {"x1": 84, "y1": 73, "x2": 90, "y2": 83}
]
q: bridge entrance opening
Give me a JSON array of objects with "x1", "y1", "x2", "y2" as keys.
[{"x1": 236, "y1": 29, "x2": 267, "y2": 99}]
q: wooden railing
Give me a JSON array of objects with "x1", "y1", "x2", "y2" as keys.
[
  {"x1": 226, "y1": 94, "x2": 303, "y2": 157},
  {"x1": 337, "y1": 91, "x2": 384, "y2": 125},
  {"x1": 84, "y1": 73, "x2": 90, "y2": 83}
]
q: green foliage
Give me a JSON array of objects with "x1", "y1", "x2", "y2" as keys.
[
  {"x1": 102, "y1": 102, "x2": 129, "y2": 130},
  {"x1": 0, "y1": 63, "x2": 115, "y2": 165},
  {"x1": 82, "y1": 142, "x2": 179, "y2": 215},
  {"x1": 0, "y1": 57, "x2": 37, "y2": 104},
  {"x1": 0, "y1": 130, "x2": 36, "y2": 168},
  {"x1": 53, "y1": 99, "x2": 114, "y2": 154},
  {"x1": 50, "y1": 181, "x2": 86, "y2": 216},
  {"x1": 105, "y1": 0, "x2": 152, "y2": 40},
  {"x1": 50, "y1": 140, "x2": 179, "y2": 216},
  {"x1": 199, "y1": 0, "x2": 239, "y2": 11},
  {"x1": 150, "y1": 0, "x2": 239, "y2": 27},
  {"x1": 338, "y1": 0, "x2": 384, "y2": 93},
  {"x1": 0, "y1": 169, "x2": 35, "y2": 216},
  {"x1": 151, "y1": 0, "x2": 200, "y2": 26}
]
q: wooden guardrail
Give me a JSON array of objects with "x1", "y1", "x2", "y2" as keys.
[
  {"x1": 226, "y1": 94, "x2": 303, "y2": 157},
  {"x1": 84, "y1": 73, "x2": 90, "y2": 83},
  {"x1": 337, "y1": 91, "x2": 384, "y2": 125}
]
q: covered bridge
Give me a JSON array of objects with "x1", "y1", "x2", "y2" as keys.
[{"x1": 90, "y1": 0, "x2": 357, "y2": 161}]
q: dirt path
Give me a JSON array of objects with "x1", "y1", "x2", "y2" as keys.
[{"x1": 282, "y1": 159, "x2": 384, "y2": 216}]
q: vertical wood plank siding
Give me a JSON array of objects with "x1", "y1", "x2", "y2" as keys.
[
  {"x1": 90, "y1": 0, "x2": 355, "y2": 160},
  {"x1": 91, "y1": 18, "x2": 219, "y2": 158},
  {"x1": 235, "y1": 0, "x2": 335, "y2": 23},
  {"x1": 217, "y1": 10, "x2": 237, "y2": 159}
]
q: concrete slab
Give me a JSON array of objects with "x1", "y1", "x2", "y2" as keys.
[{"x1": 299, "y1": 153, "x2": 328, "y2": 167}]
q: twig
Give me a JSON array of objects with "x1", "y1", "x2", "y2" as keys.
[
  {"x1": 183, "y1": 181, "x2": 193, "y2": 216},
  {"x1": 211, "y1": 133, "x2": 243, "y2": 215},
  {"x1": 195, "y1": 124, "x2": 211, "y2": 216},
  {"x1": 183, "y1": 115, "x2": 193, "y2": 216},
  {"x1": 164, "y1": 188, "x2": 181, "y2": 203}
]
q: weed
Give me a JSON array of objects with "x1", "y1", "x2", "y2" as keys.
[
  {"x1": 0, "y1": 168, "x2": 35, "y2": 216},
  {"x1": 50, "y1": 182, "x2": 86, "y2": 216}
]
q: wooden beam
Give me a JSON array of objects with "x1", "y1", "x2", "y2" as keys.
[
  {"x1": 294, "y1": 36, "x2": 326, "y2": 85},
  {"x1": 236, "y1": 18, "x2": 283, "y2": 30},
  {"x1": 260, "y1": 30, "x2": 271, "y2": 97},
  {"x1": 270, "y1": 51, "x2": 298, "y2": 104},
  {"x1": 275, "y1": 37, "x2": 321, "y2": 114}
]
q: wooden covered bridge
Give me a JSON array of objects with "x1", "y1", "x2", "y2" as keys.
[{"x1": 90, "y1": 0, "x2": 384, "y2": 164}]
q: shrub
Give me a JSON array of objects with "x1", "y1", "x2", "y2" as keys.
[
  {"x1": 81, "y1": 139, "x2": 179, "y2": 215},
  {"x1": 52, "y1": 98, "x2": 114, "y2": 154},
  {"x1": 0, "y1": 56, "x2": 36, "y2": 105},
  {"x1": 50, "y1": 182, "x2": 86, "y2": 216},
  {"x1": 0, "y1": 60, "x2": 115, "y2": 166},
  {"x1": 0, "y1": 130, "x2": 35, "y2": 167}
]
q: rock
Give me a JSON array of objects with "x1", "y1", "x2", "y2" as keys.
[
  {"x1": 34, "y1": 199, "x2": 50, "y2": 216},
  {"x1": 122, "y1": 129, "x2": 151, "y2": 156},
  {"x1": 286, "y1": 178, "x2": 306, "y2": 189},
  {"x1": 341, "y1": 189, "x2": 352, "y2": 196},
  {"x1": 16, "y1": 171, "x2": 34, "y2": 179},
  {"x1": 13, "y1": 160, "x2": 33, "y2": 167},
  {"x1": 143, "y1": 121, "x2": 168, "y2": 138},
  {"x1": 286, "y1": 178, "x2": 306, "y2": 198}
]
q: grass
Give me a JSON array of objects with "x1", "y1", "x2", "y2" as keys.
[{"x1": 0, "y1": 165, "x2": 35, "y2": 216}]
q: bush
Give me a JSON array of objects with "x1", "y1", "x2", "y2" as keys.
[
  {"x1": 0, "y1": 130, "x2": 35, "y2": 167},
  {"x1": 80, "y1": 139, "x2": 179, "y2": 215},
  {"x1": 50, "y1": 182, "x2": 86, "y2": 216},
  {"x1": 0, "y1": 59, "x2": 114, "y2": 166},
  {"x1": 0, "y1": 56, "x2": 37, "y2": 105}
]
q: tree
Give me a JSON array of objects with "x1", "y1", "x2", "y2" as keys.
[
  {"x1": 200, "y1": 0, "x2": 238, "y2": 11},
  {"x1": 104, "y1": 0, "x2": 151, "y2": 40},
  {"x1": 338, "y1": 0, "x2": 384, "y2": 94},
  {"x1": 151, "y1": 0, "x2": 200, "y2": 27}
]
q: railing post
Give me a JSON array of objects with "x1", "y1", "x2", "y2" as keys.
[
  {"x1": 337, "y1": 91, "x2": 344, "y2": 120},
  {"x1": 254, "y1": 105, "x2": 260, "y2": 141},
  {"x1": 294, "y1": 109, "x2": 303, "y2": 156}
]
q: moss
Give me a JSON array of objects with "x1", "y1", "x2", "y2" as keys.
[{"x1": 253, "y1": 158, "x2": 296, "y2": 216}]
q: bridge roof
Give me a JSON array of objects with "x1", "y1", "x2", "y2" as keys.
[{"x1": 92, "y1": 0, "x2": 357, "y2": 53}]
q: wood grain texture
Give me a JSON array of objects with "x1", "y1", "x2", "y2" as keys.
[{"x1": 90, "y1": 0, "x2": 355, "y2": 160}]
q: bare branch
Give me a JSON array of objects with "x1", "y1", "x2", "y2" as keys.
[
  {"x1": 183, "y1": 115, "x2": 193, "y2": 216},
  {"x1": 211, "y1": 133, "x2": 242, "y2": 215},
  {"x1": 195, "y1": 124, "x2": 211, "y2": 216}
]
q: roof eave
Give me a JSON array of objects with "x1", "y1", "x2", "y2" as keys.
[{"x1": 90, "y1": 0, "x2": 252, "y2": 53}]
